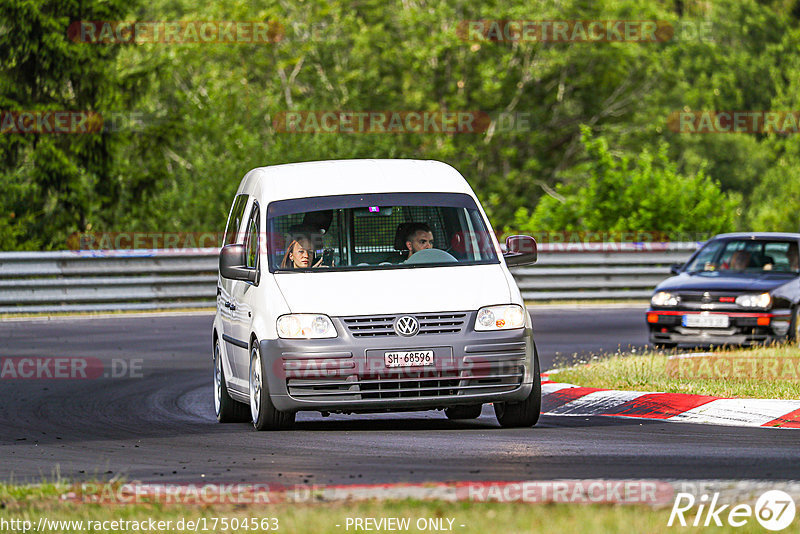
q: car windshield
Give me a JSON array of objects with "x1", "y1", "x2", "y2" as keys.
[
  {"x1": 266, "y1": 192, "x2": 499, "y2": 272},
  {"x1": 685, "y1": 239, "x2": 800, "y2": 274}
]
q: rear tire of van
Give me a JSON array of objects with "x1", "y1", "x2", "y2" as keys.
[
  {"x1": 444, "y1": 405, "x2": 483, "y2": 420},
  {"x1": 214, "y1": 337, "x2": 250, "y2": 423},
  {"x1": 494, "y1": 344, "x2": 541, "y2": 428},
  {"x1": 250, "y1": 340, "x2": 295, "y2": 431}
]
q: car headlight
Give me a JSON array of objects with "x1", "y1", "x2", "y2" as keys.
[
  {"x1": 475, "y1": 304, "x2": 526, "y2": 331},
  {"x1": 277, "y1": 314, "x2": 337, "y2": 338},
  {"x1": 735, "y1": 293, "x2": 772, "y2": 308},
  {"x1": 651, "y1": 291, "x2": 680, "y2": 306}
]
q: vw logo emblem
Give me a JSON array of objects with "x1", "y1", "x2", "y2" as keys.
[
  {"x1": 702, "y1": 292, "x2": 712, "y2": 303},
  {"x1": 394, "y1": 316, "x2": 419, "y2": 337}
]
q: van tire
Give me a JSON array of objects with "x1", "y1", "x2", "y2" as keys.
[
  {"x1": 494, "y1": 344, "x2": 541, "y2": 428},
  {"x1": 250, "y1": 341, "x2": 295, "y2": 431},
  {"x1": 214, "y1": 337, "x2": 250, "y2": 423},
  {"x1": 445, "y1": 405, "x2": 483, "y2": 420}
]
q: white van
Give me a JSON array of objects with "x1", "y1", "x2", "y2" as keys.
[{"x1": 212, "y1": 159, "x2": 540, "y2": 430}]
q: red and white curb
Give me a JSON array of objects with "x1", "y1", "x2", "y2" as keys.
[{"x1": 540, "y1": 375, "x2": 800, "y2": 429}]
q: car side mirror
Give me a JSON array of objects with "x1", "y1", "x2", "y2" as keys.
[
  {"x1": 219, "y1": 244, "x2": 257, "y2": 282},
  {"x1": 503, "y1": 235, "x2": 537, "y2": 267},
  {"x1": 670, "y1": 263, "x2": 684, "y2": 275}
]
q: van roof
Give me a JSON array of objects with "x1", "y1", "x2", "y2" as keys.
[{"x1": 241, "y1": 159, "x2": 476, "y2": 201}]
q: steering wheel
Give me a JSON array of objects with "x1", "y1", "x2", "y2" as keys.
[{"x1": 404, "y1": 248, "x2": 458, "y2": 265}]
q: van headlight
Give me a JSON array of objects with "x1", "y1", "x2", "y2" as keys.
[
  {"x1": 651, "y1": 291, "x2": 680, "y2": 306},
  {"x1": 735, "y1": 293, "x2": 772, "y2": 308},
  {"x1": 277, "y1": 314, "x2": 337, "y2": 338},
  {"x1": 475, "y1": 305, "x2": 526, "y2": 331}
]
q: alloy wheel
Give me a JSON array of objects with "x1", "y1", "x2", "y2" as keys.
[{"x1": 249, "y1": 345, "x2": 262, "y2": 423}]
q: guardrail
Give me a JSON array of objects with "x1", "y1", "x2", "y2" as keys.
[
  {"x1": 517, "y1": 242, "x2": 698, "y2": 301},
  {"x1": 0, "y1": 243, "x2": 699, "y2": 313}
]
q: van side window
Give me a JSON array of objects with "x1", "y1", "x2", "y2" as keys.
[
  {"x1": 223, "y1": 194, "x2": 249, "y2": 246},
  {"x1": 245, "y1": 204, "x2": 260, "y2": 270}
]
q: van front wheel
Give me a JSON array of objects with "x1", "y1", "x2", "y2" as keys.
[
  {"x1": 249, "y1": 341, "x2": 295, "y2": 431},
  {"x1": 494, "y1": 346, "x2": 541, "y2": 428}
]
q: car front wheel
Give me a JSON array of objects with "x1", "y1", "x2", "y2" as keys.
[
  {"x1": 214, "y1": 337, "x2": 250, "y2": 423},
  {"x1": 249, "y1": 340, "x2": 295, "y2": 431}
]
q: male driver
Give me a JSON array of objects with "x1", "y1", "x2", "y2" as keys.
[{"x1": 404, "y1": 222, "x2": 434, "y2": 257}]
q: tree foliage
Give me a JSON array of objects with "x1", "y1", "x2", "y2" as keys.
[
  {"x1": 516, "y1": 126, "x2": 739, "y2": 238},
  {"x1": 1, "y1": 0, "x2": 799, "y2": 250}
]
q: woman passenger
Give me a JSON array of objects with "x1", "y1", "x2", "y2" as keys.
[{"x1": 280, "y1": 237, "x2": 323, "y2": 269}]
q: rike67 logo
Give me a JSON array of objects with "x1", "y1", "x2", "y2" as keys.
[{"x1": 669, "y1": 490, "x2": 796, "y2": 531}]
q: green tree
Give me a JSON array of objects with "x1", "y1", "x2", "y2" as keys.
[
  {"x1": 515, "y1": 126, "x2": 739, "y2": 238},
  {"x1": 0, "y1": 0, "x2": 160, "y2": 249},
  {"x1": 3, "y1": 0, "x2": 800, "y2": 249}
]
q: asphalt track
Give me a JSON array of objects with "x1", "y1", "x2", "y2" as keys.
[{"x1": 1, "y1": 307, "x2": 799, "y2": 484}]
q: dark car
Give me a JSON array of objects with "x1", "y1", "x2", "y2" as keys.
[{"x1": 647, "y1": 232, "x2": 800, "y2": 348}]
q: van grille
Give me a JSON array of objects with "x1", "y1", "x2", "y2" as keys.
[
  {"x1": 286, "y1": 367, "x2": 523, "y2": 401},
  {"x1": 341, "y1": 313, "x2": 467, "y2": 337}
]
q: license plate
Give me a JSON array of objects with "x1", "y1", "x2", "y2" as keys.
[
  {"x1": 682, "y1": 314, "x2": 729, "y2": 328},
  {"x1": 384, "y1": 350, "x2": 434, "y2": 368}
]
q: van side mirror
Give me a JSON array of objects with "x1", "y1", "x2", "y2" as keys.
[
  {"x1": 219, "y1": 244, "x2": 257, "y2": 282},
  {"x1": 503, "y1": 235, "x2": 537, "y2": 267},
  {"x1": 670, "y1": 263, "x2": 684, "y2": 275}
]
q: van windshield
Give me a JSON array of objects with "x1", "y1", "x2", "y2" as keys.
[{"x1": 266, "y1": 192, "x2": 499, "y2": 272}]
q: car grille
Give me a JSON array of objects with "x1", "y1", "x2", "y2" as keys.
[
  {"x1": 283, "y1": 340, "x2": 527, "y2": 402},
  {"x1": 341, "y1": 313, "x2": 468, "y2": 337},
  {"x1": 678, "y1": 292, "x2": 737, "y2": 303},
  {"x1": 675, "y1": 291, "x2": 740, "y2": 310},
  {"x1": 286, "y1": 368, "x2": 523, "y2": 401}
]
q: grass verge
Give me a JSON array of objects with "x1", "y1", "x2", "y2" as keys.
[
  {"x1": 0, "y1": 482, "x2": 778, "y2": 534},
  {"x1": 548, "y1": 345, "x2": 800, "y2": 399}
]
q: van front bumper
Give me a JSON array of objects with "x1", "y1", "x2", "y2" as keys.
[{"x1": 260, "y1": 311, "x2": 535, "y2": 413}]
